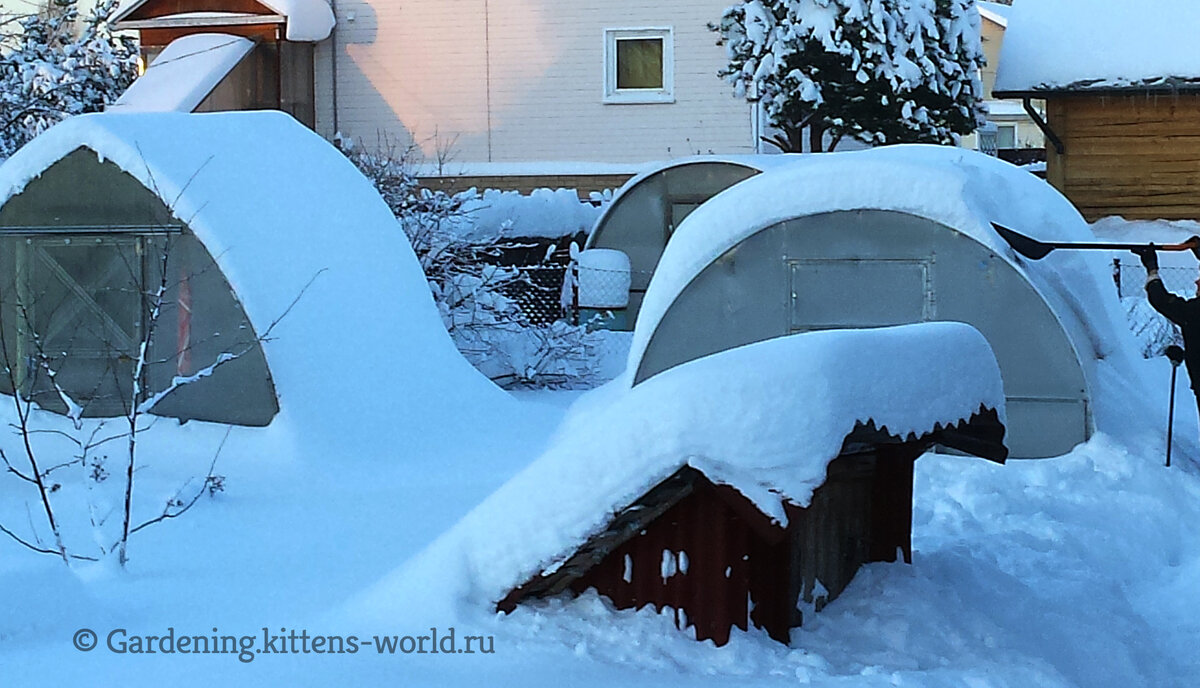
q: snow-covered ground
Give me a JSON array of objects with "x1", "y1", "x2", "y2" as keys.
[
  {"x1": 2, "y1": 152, "x2": 1199, "y2": 688},
  {"x1": 4, "y1": 381, "x2": 1198, "y2": 687}
]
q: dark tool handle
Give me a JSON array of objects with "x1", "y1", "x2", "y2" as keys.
[{"x1": 992, "y1": 222, "x2": 1200, "y2": 261}]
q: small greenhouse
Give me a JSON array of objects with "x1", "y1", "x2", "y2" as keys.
[
  {"x1": 626, "y1": 145, "x2": 1133, "y2": 459},
  {"x1": 0, "y1": 111, "x2": 509, "y2": 456},
  {"x1": 583, "y1": 156, "x2": 799, "y2": 325}
]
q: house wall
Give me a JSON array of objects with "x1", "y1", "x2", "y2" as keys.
[
  {"x1": 314, "y1": 0, "x2": 755, "y2": 164},
  {"x1": 1047, "y1": 94, "x2": 1200, "y2": 221},
  {"x1": 962, "y1": 13, "x2": 1043, "y2": 152}
]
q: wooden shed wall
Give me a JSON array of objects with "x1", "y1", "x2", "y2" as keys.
[
  {"x1": 1047, "y1": 94, "x2": 1200, "y2": 221},
  {"x1": 564, "y1": 448, "x2": 919, "y2": 646}
]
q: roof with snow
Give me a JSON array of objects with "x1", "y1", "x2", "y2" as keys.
[
  {"x1": 109, "y1": 34, "x2": 253, "y2": 113},
  {"x1": 0, "y1": 111, "x2": 513, "y2": 459},
  {"x1": 430, "y1": 322, "x2": 1005, "y2": 604},
  {"x1": 113, "y1": 0, "x2": 334, "y2": 42},
  {"x1": 591, "y1": 154, "x2": 804, "y2": 230},
  {"x1": 977, "y1": 1, "x2": 1010, "y2": 27},
  {"x1": 994, "y1": 0, "x2": 1200, "y2": 95},
  {"x1": 624, "y1": 143, "x2": 1135, "y2": 407}
]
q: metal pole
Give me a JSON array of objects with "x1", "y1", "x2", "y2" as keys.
[
  {"x1": 1166, "y1": 345, "x2": 1185, "y2": 468},
  {"x1": 1167, "y1": 365, "x2": 1178, "y2": 468}
]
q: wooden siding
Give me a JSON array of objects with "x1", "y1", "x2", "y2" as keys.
[
  {"x1": 1048, "y1": 94, "x2": 1200, "y2": 221},
  {"x1": 313, "y1": 0, "x2": 754, "y2": 164},
  {"x1": 501, "y1": 446, "x2": 921, "y2": 647}
]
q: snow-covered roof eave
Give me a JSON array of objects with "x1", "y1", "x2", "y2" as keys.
[
  {"x1": 112, "y1": 0, "x2": 334, "y2": 41},
  {"x1": 994, "y1": 76, "x2": 1200, "y2": 98},
  {"x1": 978, "y1": 5, "x2": 1008, "y2": 28},
  {"x1": 109, "y1": 34, "x2": 255, "y2": 113}
]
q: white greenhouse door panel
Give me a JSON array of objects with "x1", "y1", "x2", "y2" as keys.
[{"x1": 788, "y1": 259, "x2": 933, "y2": 331}]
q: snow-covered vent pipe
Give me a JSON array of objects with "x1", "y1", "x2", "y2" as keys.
[{"x1": 577, "y1": 249, "x2": 631, "y2": 309}]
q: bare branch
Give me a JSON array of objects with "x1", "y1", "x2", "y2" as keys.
[{"x1": 0, "y1": 521, "x2": 98, "y2": 561}]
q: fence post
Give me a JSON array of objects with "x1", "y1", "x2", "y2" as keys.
[
  {"x1": 1112, "y1": 257, "x2": 1122, "y2": 296},
  {"x1": 571, "y1": 260, "x2": 580, "y2": 326}
]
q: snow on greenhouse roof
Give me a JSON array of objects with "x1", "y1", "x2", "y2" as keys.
[
  {"x1": 995, "y1": 0, "x2": 1200, "y2": 94},
  {"x1": 113, "y1": 0, "x2": 334, "y2": 41},
  {"x1": 0, "y1": 111, "x2": 514, "y2": 459},
  {"x1": 625, "y1": 144, "x2": 1138, "y2": 411},
  {"x1": 384, "y1": 322, "x2": 1005, "y2": 606},
  {"x1": 109, "y1": 34, "x2": 253, "y2": 113},
  {"x1": 588, "y1": 154, "x2": 804, "y2": 242}
]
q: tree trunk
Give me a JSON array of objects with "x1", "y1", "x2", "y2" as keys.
[{"x1": 809, "y1": 124, "x2": 827, "y2": 153}]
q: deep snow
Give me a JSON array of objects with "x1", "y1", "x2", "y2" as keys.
[
  {"x1": 996, "y1": 0, "x2": 1200, "y2": 92},
  {"x1": 0, "y1": 132, "x2": 1198, "y2": 686}
]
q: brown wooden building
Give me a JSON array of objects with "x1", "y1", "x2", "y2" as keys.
[
  {"x1": 498, "y1": 411, "x2": 1007, "y2": 647},
  {"x1": 994, "y1": 2, "x2": 1200, "y2": 222},
  {"x1": 110, "y1": 0, "x2": 332, "y2": 127}
]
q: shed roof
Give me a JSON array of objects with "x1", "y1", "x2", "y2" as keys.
[
  {"x1": 0, "y1": 111, "x2": 514, "y2": 459},
  {"x1": 421, "y1": 322, "x2": 1006, "y2": 605},
  {"x1": 113, "y1": 0, "x2": 334, "y2": 41},
  {"x1": 624, "y1": 144, "x2": 1136, "y2": 409},
  {"x1": 977, "y1": 1, "x2": 1010, "y2": 27},
  {"x1": 994, "y1": 0, "x2": 1200, "y2": 96},
  {"x1": 109, "y1": 34, "x2": 253, "y2": 113}
]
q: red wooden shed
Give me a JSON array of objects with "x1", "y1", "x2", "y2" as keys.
[{"x1": 498, "y1": 413, "x2": 1006, "y2": 647}]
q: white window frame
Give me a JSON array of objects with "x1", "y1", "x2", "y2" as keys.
[{"x1": 603, "y1": 27, "x2": 674, "y2": 104}]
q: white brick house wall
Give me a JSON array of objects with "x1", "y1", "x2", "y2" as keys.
[{"x1": 314, "y1": 0, "x2": 755, "y2": 164}]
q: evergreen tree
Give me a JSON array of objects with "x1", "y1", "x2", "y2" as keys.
[
  {"x1": 711, "y1": 0, "x2": 986, "y2": 152},
  {"x1": 0, "y1": 0, "x2": 137, "y2": 158}
]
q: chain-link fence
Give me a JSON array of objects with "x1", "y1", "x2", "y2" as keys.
[
  {"x1": 497, "y1": 265, "x2": 570, "y2": 326},
  {"x1": 1112, "y1": 257, "x2": 1196, "y2": 357},
  {"x1": 1112, "y1": 257, "x2": 1199, "y2": 298}
]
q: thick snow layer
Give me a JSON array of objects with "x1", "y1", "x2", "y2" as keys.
[
  {"x1": 376, "y1": 322, "x2": 1004, "y2": 608},
  {"x1": 995, "y1": 0, "x2": 1200, "y2": 93},
  {"x1": 412, "y1": 161, "x2": 642, "y2": 178},
  {"x1": 626, "y1": 144, "x2": 1143, "y2": 445},
  {"x1": 455, "y1": 187, "x2": 602, "y2": 241},
  {"x1": 261, "y1": 0, "x2": 334, "y2": 41},
  {"x1": 0, "y1": 111, "x2": 516, "y2": 459},
  {"x1": 109, "y1": 34, "x2": 252, "y2": 113}
]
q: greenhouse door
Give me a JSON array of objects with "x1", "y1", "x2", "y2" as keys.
[
  {"x1": 788, "y1": 258, "x2": 934, "y2": 331},
  {"x1": 19, "y1": 236, "x2": 145, "y2": 415}
]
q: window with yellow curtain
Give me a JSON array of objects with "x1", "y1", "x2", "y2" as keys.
[{"x1": 604, "y1": 28, "x2": 674, "y2": 104}]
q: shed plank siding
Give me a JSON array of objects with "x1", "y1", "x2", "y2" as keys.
[
  {"x1": 559, "y1": 449, "x2": 920, "y2": 646},
  {"x1": 1048, "y1": 94, "x2": 1200, "y2": 221}
]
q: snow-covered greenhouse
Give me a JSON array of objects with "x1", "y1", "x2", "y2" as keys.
[
  {"x1": 0, "y1": 111, "x2": 507, "y2": 453},
  {"x1": 584, "y1": 156, "x2": 799, "y2": 326},
  {"x1": 626, "y1": 145, "x2": 1130, "y2": 459}
]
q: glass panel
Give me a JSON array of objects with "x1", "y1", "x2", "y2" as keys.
[
  {"x1": 16, "y1": 236, "x2": 143, "y2": 414},
  {"x1": 616, "y1": 38, "x2": 664, "y2": 90}
]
